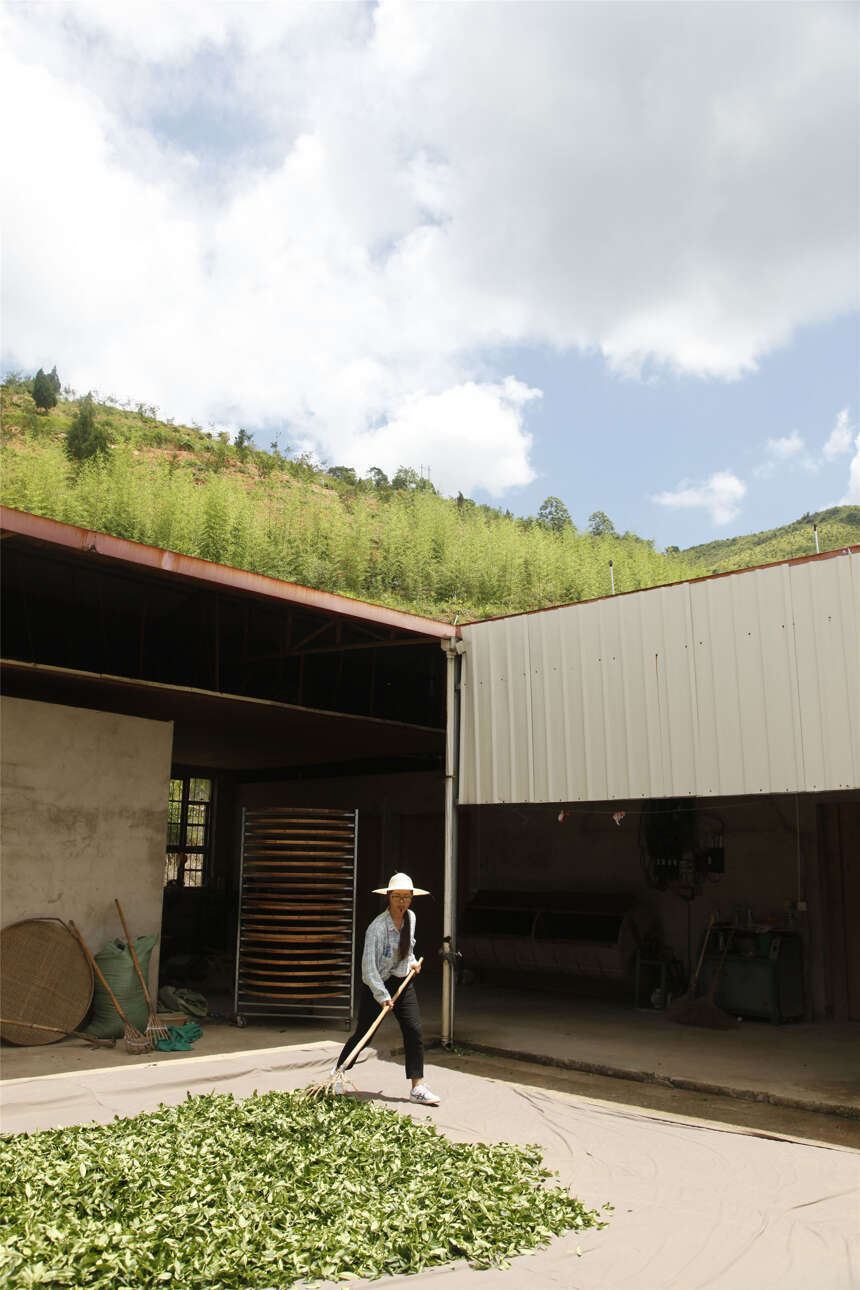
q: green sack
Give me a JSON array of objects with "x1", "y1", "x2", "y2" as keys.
[{"x1": 86, "y1": 935, "x2": 158, "y2": 1039}]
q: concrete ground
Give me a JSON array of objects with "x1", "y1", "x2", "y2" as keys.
[
  {"x1": 431, "y1": 1050, "x2": 860, "y2": 1150},
  {"x1": 451, "y1": 982, "x2": 860, "y2": 1118},
  {"x1": 3, "y1": 979, "x2": 858, "y2": 1144}
]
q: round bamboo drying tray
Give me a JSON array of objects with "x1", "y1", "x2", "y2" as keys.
[{"x1": 0, "y1": 918, "x2": 93, "y2": 1045}]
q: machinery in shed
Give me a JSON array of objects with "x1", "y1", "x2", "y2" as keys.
[
  {"x1": 699, "y1": 923, "x2": 804, "y2": 1023},
  {"x1": 457, "y1": 889, "x2": 657, "y2": 990}
]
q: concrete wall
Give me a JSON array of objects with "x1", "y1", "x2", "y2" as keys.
[{"x1": 1, "y1": 697, "x2": 174, "y2": 987}]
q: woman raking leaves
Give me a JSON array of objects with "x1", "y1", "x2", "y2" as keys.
[{"x1": 335, "y1": 872, "x2": 441, "y2": 1105}]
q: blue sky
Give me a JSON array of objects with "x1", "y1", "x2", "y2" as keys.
[
  {"x1": 1, "y1": 1, "x2": 857, "y2": 550},
  {"x1": 497, "y1": 312, "x2": 859, "y2": 547}
]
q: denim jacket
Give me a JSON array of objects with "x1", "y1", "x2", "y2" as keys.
[{"x1": 361, "y1": 908, "x2": 417, "y2": 1003}]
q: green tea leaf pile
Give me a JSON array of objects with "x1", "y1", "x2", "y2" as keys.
[{"x1": 0, "y1": 1091, "x2": 605, "y2": 1287}]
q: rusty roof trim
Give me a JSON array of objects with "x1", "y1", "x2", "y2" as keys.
[{"x1": 0, "y1": 507, "x2": 460, "y2": 640}]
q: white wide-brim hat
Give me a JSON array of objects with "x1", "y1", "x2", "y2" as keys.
[{"x1": 372, "y1": 871, "x2": 430, "y2": 896}]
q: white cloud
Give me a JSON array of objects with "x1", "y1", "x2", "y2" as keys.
[
  {"x1": 824, "y1": 408, "x2": 854, "y2": 459},
  {"x1": 750, "y1": 406, "x2": 858, "y2": 495},
  {"x1": 652, "y1": 472, "x2": 747, "y2": 526},
  {"x1": 1, "y1": 2, "x2": 858, "y2": 492},
  {"x1": 766, "y1": 430, "x2": 805, "y2": 460},
  {"x1": 840, "y1": 425, "x2": 860, "y2": 504},
  {"x1": 820, "y1": 407, "x2": 859, "y2": 502},
  {"x1": 754, "y1": 428, "x2": 818, "y2": 478},
  {"x1": 0, "y1": 52, "x2": 203, "y2": 380},
  {"x1": 350, "y1": 380, "x2": 539, "y2": 497}
]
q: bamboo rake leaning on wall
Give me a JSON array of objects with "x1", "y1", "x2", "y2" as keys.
[
  {"x1": 68, "y1": 920, "x2": 152, "y2": 1055},
  {"x1": 114, "y1": 899, "x2": 170, "y2": 1045}
]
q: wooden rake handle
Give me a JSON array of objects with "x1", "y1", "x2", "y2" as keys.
[
  {"x1": 706, "y1": 928, "x2": 735, "y2": 1000},
  {"x1": 338, "y1": 957, "x2": 423, "y2": 1071},
  {"x1": 115, "y1": 899, "x2": 155, "y2": 1011},
  {"x1": 68, "y1": 919, "x2": 135, "y2": 1031},
  {"x1": 0, "y1": 1017, "x2": 114, "y2": 1047},
  {"x1": 689, "y1": 911, "x2": 717, "y2": 993}
]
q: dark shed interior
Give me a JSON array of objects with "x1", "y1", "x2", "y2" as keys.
[{"x1": 1, "y1": 513, "x2": 451, "y2": 1012}]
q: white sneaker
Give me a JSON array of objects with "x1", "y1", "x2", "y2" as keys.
[{"x1": 410, "y1": 1084, "x2": 441, "y2": 1106}]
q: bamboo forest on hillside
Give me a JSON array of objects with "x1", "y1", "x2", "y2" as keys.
[{"x1": 2, "y1": 377, "x2": 858, "y2": 623}]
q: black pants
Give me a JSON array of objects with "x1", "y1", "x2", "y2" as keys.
[{"x1": 337, "y1": 976, "x2": 424, "y2": 1080}]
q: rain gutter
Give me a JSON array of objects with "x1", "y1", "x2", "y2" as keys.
[{"x1": 440, "y1": 636, "x2": 465, "y2": 1047}]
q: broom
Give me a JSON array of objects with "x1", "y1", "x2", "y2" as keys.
[
  {"x1": 0, "y1": 1018, "x2": 116, "y2": 1048},
  {"x1": 68, "y1": 920, "x2": 152, "y2": 1054},
  {"x1": 667, "y1": 910, "x2": 715, "y2": 1023},
  {"x1": 114, "y1": 898, "x2": 170, "y2": 1045},
  {"x1": 669, "y1": 920, "x2": 738, "y2": 1029},
  {"x1": 303, "y1": 957, "x2": 423, "y2": 1099}
]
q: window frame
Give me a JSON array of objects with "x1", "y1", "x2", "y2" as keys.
[{"x1": 165, "y1": 772, "x2": 214, "y2": 888}]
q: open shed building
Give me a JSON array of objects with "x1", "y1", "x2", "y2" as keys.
[
  {"x1": 0, "y1": 507, "x2": 455, "y2": 1026},
  {"x1": 2, "y1": 506, "x2": 858, "y2": 1114},
  {"x1": 454, "y1": 546, "x2": 860, "y2": 1020}
]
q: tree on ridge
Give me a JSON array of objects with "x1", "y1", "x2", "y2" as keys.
[
  {"x1": 32, "y1": 369, "x2": 58, "y2": 412},
  {"x1": 537, "y1": 496, "x2": 572, "y2": 533}
]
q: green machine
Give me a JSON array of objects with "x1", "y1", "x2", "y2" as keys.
[{"x1": 698, "y1": 924, "x2": 804, "y2": 1024}]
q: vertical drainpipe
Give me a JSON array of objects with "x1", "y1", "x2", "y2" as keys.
[{"x1": 441, "y1": 637, "x2": 462, "y2": 1048}]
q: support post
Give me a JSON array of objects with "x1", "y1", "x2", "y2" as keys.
[{"x1": 441, "y1": 638, "x2": 462, "y2": 1048}]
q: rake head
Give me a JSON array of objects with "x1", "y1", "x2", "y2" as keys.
[
  {"x1": 300, "y1": 1067, "x2": 359, "y2": 1100},
  {"x1": 145, "y1": 1016, "x2": 172, "y2": 1045},
  {"x1": 123, "y1": 1023, "x2": 153, "y2": 1055}
]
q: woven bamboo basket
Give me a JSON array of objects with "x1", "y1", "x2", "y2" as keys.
[{"x1": 0, "y1": 918, "x2": 93, "y2": 1046}]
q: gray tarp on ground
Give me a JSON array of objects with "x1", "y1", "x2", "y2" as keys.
[{"x1": 2, "y1": 1041, "x2": 858, "y2": 1290}]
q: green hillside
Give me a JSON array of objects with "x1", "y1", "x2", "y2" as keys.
[
  {"x1": 0, "y1": 376, "x2": 705, "y2": 621},
  {"x1": 2, "y1": 374, "x2": 855, "y2": 622},
  {"x1": 679, "y1": 506, "x2": 860, "y2": 573}
]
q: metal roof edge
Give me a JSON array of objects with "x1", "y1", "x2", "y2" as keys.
[
  {"x1": 0, "y1": 507, "x2": 460, "y2": 640},
  {"x1": 459, "y1": 543, "x2": 860, "y2": 629}
]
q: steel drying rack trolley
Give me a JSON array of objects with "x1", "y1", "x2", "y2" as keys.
[{"x1": 233, "y1": 807, "x2": 358, "y2": 1026}]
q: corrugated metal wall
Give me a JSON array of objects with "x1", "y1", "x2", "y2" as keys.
[{"x1": 459, "y1": 550, "x2": 860, "y2": 803}]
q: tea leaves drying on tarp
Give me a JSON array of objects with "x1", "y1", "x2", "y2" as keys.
[{"x1": 0, "y1": 1090, "x2": 605, "y2": 1287}]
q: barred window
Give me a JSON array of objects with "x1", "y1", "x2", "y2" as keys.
[{"x1": 165, "y1": 776, "x2": 212, "y2": 887}]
